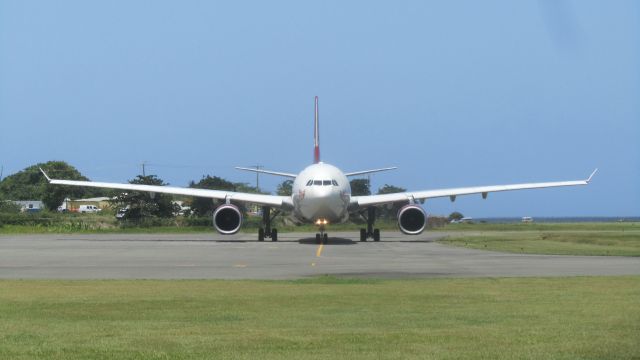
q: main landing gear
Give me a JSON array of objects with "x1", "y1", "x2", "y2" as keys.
[
  {"x1": 258, "y1": 206, "x2": 280, "y2": 242},
  {"x1": 360, "y1": 207, "x2": 381, "y2": 242}
]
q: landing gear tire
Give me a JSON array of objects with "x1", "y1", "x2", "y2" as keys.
[
  {"x1": 361, "y1": 207, "x2": 378, "y2": 242},
  {"x1": 259, "y1": 206, "x2": 281, "y2": 242},
  {"x1": 315, "y1": 233, "x2": 321, "y2": 244},
  {"x1": 323, "y1": 233, "x2": 328, "y2": 244},
  {"x1": 373, "y1": 228, "x2": 380, "y2": 242}
]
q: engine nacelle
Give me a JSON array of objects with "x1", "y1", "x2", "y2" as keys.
[
  {"x1": 397, "y1": 204, "x2": 427, "y2": 235},
  {"x1": 213, "y1": 204, "x2": 243, "y2": 234}
]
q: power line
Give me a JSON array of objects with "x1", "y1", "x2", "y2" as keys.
[{"x1": 142, "y1": 162, "x2": 211, "y2": 169}]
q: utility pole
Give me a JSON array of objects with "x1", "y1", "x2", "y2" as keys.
[
  {"x1": 255, "y1": 164, "x2": 263, "y2": 192},
  {"x1": 141, "y1": 161, "x2": 147, "y2": 177},
  {"x1": 0, "y1": 165, "x2": 3, "y2": 181}
]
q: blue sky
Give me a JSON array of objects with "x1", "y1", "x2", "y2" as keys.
[{"x1": 1, "y1": 1, "x2": 638, "y2": 217}]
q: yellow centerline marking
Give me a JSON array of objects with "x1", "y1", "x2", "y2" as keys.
[{"x1": 316, "y1": 243, "x2": 324, "y2": 257}]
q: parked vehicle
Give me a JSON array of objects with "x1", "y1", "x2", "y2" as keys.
[
  {"x1": 78, "y1": 205, "x2": 101, "y2": 213},
  {"x1": 115, "y1": 207, "x2": 128, "y2": 219}
]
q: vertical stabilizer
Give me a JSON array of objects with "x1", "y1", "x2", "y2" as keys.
[{"x1": 313, "y1": 96, "x2": 320, "y2": 163}]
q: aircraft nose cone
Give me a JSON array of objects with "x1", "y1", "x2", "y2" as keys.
[{"x1": 315, "y1": 187, "x2": 332, "y2": 197}]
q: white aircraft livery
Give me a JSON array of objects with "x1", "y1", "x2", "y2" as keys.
[{"x1": 41, "y1": 97, "x2": 597, "y2": 243}]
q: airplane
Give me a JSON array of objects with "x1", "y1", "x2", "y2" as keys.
[{"x1": 40, "y1": 96, "x2": 597, "y2": 243}]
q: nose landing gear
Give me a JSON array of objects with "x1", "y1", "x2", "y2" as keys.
[
  {"x1": 359, "y1": 207, "x2": 381, "y2": 242},
  {"x1": 315, "y1": 232, "x2": 328, "y2": 244},
  {"x1": 315, "y1": 224, "x2": 328, "y2": 244}
]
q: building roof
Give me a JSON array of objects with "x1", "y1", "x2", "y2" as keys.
[
  {"x1": 12, "y1": 200, "x2": 44, "y2": 207},
  {"x1": 70, "y1": 197, "x2": 112, "y2": 202}
]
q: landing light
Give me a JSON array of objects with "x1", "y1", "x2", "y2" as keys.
[{"x1": 315, "y1": 219, "x2": 329, "y2": 225}]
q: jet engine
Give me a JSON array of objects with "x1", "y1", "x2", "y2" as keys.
[
  {"x1": 213, "y1": 204, "x2": 243, "y2": 234},
  {"x1": 397, "y1": 204, "x2": 427, "y2": 235}
]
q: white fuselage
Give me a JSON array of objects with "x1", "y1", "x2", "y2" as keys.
[{"x1": 291, "y1": 163, "x2": 351, "y2": 223}]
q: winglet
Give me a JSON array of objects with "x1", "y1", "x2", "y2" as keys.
[
  {"x1": 39, "y1": 167, "x2": 52, "y2": 182},
  {"x1": 586, "y1": 168, "x2": 598, "y2": 183}
]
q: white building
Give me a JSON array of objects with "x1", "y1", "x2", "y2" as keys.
[{"x1": 13, "y1": 200, "x2": 44, "y2": 213}]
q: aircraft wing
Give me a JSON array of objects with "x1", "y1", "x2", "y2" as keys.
[
  {"x1": 40, "y1": 169, "x2": 292, "y2": 209},
  {"x1": 351, "y1": 169, "x2": 597, "y2": 208}
]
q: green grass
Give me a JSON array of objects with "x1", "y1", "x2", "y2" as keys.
[
  {"x1": 0, "y1": 223, "x2": 214, "y2": 234},
  {"x1": 0, "y1": 277, "x2": 639, "y2": 359},
  {"x1": 440, "y1": 223, "x2": 640, "y2": 256},
  {"x1": 0, "y1": 212, "x2": 401, "y2": 234},
  {"x1": 0, "y1": 221, "x2": 399, "y2": 235},
  {"x1": 443, "y1": 221, "x2": 639, "y2": 232}
]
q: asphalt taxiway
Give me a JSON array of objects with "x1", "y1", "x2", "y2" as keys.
[{"x1": 0, "y1": 232, "x2": 638, "y2": 279}]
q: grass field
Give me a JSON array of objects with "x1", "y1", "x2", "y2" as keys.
[
  {"x1": 0, "y1": 222, "x2": 398, "y2": 235},
  {"x1": 445, "y1": 221, "x2": 639, "y2": 232},
  {"x1": 0, "y1": 223, "x2": 214, "y2": 234},
  {"x1": 441, "y1": 222, "x2": 640, "y2": 256},
  {"x1": 0, "y1": 277, "x2": 638, "y2": 360},
  {"x1": 0, "y1": 213, "x2": 401, "y2": 234}
]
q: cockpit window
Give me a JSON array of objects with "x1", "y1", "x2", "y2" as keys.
[{"x1": 309, "y1": 179, "x2": 339, "y2": 186}]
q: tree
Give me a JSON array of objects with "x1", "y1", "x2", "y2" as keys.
[
  {"x1": 188, "y1": 175, "x2": 236, "y2": 216},
  {"x1": 376, "y1": 184, "x2": 407, "y2": 219},
  {"x1": 276, "y1": 180, "x2": 293, "y2": 196},
  {"x1": 377, "y1": 184, "x2": 406, "y2": 195},
  {"x1": 0, "y1": 161, "x2": 107, "y2": 210},
  {"x1": 233, "y1": 182, "x2": 262, "y2": 194},
  {"x1": 448, "y1": 211, "x2": 464, "y2": 221},
  {"x1": 187, "y1": 175, "x2": 268, "y2": 216},
  {"x1": 0, "y1": 201, "x2": 21, "y2": 213},
  {"x1": 349, "y1": 178, "x2": 371, "y2": 196},
  {"x1": 111, "y1": 175, "x2": 178, "y2": 220}
]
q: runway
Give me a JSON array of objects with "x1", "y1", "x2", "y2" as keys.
[{"x1": 0, "y1": 232, "x2": 638, "y2": 279}]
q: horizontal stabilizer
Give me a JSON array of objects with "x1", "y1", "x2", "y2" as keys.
[
  {"x1": 235, "y1": 167, "x2": 297, "y2": 178},
  {"x1": 344, "y1": 167, "x2": 397, "y2": 177}
]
